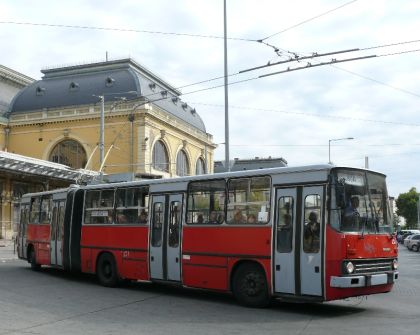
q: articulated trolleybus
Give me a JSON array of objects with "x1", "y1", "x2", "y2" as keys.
[{"x1": 17, "y1": 165, "x2": 398, "y2": 307}]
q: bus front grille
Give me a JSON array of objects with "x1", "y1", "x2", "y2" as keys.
[{"x1": 352, "y1": 259, "x2": 393, "y2": 274}]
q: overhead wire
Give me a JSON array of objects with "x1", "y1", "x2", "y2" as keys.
[
  {"x1": 360, "y1": 39, "x2": 420, "y2": 51},
  {"x1": 0, "y1": 20, "x2": 255, "y2": 42},
  {"x1": 4, "y1": 17, "x2": 420, "y2": 132},
  {"x1": 191, "y1": 102, "x2": 420, "y2": 127},
  {"x1": 259, "y1": 0, "x2": 359, "y2": 41},
  {"x1": 226, "y1": 143, "x2": 420, "y2": 147}
]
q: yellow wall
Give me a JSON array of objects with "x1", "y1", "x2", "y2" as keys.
[{"x1": 6, "y1": 103, "x2": 215, "y2": 177}]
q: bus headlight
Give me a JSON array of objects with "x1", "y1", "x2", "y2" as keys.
[
  {"x1": 392, "y1": 259, "x2": 398, "y2": 270},
  {"x1": 345, "y1": 261, "x2": 355, "y2": 274}
]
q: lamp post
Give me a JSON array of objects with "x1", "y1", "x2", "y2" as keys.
[
  {"x1": 93, "y1": 91, "x2": 138, "y2": 169},
  {"x1": 417, "y1": 193, "x2": 420, "y2": 230},
  {"x1": 223, "y1": 0, "x2": 230, "y2": 172},
  {"x1": 328, "y1": 137, "x2": 354, "y2": 164}
]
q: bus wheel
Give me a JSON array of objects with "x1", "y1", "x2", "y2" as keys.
[
  {"x1": 232, "y1": 263, "x2": 269, "y2": 308},
  {"x1": 29, "y1": 249, "x2": 41, "y2": 271},
  {"x1": 97, "y1": 253, "x2": 119, "y2": 287}
]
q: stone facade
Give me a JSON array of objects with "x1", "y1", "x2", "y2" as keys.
[{"x1": 0, "y1": 59, "x2": 216, "y2": 237}]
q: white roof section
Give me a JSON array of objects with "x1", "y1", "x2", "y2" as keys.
[
  {"x1": 82, "y1": 164, "x2": 334, "y2": 190},
  {"x1": 0, "y1": 65, "x2": 34, "y2": 86},
  {"x1": 0, "y1": 151, "x2": 99, "y2": 181}
]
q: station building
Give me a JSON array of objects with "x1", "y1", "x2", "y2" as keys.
[{"x1": 0, "y1": 59, "x2": 216, "y2": 238}]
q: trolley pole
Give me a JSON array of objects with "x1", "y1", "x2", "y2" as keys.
[{"x1": 223, "y1": 0, "x2": 230, "y2": 172}]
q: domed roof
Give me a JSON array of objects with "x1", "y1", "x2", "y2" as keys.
[{"x1": 8, "y1": 58, "x2": 206, "y2": 132}]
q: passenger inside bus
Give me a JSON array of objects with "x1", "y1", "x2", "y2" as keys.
[
  {"x1": 107, "y1": 212, "x2": 114, "y2": 224},
  {"x1": 139, "y1": 210, "x2": 148, "y2": 224},
  {"x1": 247, "y1": 214, "x2": 257, "y2": 224},
  {"x1": 277, "y1": 213, "x2": 293, "y2": 253},
  {"x1": 232, "y1": 209, "x2": 246, "y2": 224},
  {"x1": 116, "y1": 213, "x2": 128, "y2": 224},
  {"x1": 342, "y1": 196, "x2": 360, "y2": 231},
  {"x1": 197, "y1": 213, "x2": 204, "y2": 224},
  {"x1": 303, "y1": 211, "x2": 320, "y2": 253},
  {"x1": 209, "y1": 211, "x2": 218, "y2": 223}
]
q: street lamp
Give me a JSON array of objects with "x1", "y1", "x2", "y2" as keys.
[
  {"x1": 223, "y1": 0, "x2": 230, "y2": 172},
  {"x1": 328, "y1": 137, "x2": 354, "y2": 164},
  {"x1": 417, "y1": 193, "x2": 420, "y2": 230}
]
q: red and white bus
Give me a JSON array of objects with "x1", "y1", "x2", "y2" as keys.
[{"x1": 17, "y1": 165, "x2": 398, "y2": 307}]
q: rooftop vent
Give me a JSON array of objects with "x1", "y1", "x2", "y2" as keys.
[
  {"x1": 69, "y1": 82, "x2": 79, "y2": 91},
  {"x1": 172, "y1": 97, "x2": 179, "y2": 104},
  {"x1": 36, "y1": 86, "x2": 46, "y2": 96},
  {"x1": 182, "y1": 102, "x2": 188, "y2": 110},
  {"x1": 190, "y1": 108, "x2": 196, "y2": 114},
  {"x1": 105, "y1": 77, "x2": 115, "y2": 87},
  {"x1": 161, "y1": 90, "x2": 168, "y2": 98},
  {"x1": 149, "y1": 83, "x2": 156, "y2": 91}
]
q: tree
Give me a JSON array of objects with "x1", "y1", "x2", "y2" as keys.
[{"x1": 396, "y1": 187, "x2": 419, "y2": 229}]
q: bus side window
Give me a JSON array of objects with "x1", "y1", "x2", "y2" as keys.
[
  {"x1": 227, "y1": 176, "x2": 271, "y2": 224},
  {"x1": 168, "y1": 201, "x2": 181, "y2": 248},
  {"x1": 30, "y1": 197, "x2": 41, "y2": 224},
  {"x1": 187, "y1": 180, "x2": 226, "y2": 224},
  {"x1": 84, "y1": 190, "x2": 114, "y2": 224},
  {"x1": 115, "y1": 186, "x2": 149, "y2": 225},
  {"x1": 40, "y1": 196, "x2": 52, "y2": 224},
  {"x1": 151, "y1": 202, "x2": 163, "y2": 247},
  {"x1": 303, "y1": 194, "x2": 321, "y2": 253},
  {"x1": 277, "y1": 196, "x2": 293, "y2": 253}
]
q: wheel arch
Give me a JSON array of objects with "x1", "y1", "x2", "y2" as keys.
[
  {"x1": 229, "y1": 259, "x2": 269, "y2": 292},
  {"x1": 95, "y1": 250, "x2": 117, "y2": 274},
  {"x1": 26, "y1": 243, "x2": 35, "y2": 263}
]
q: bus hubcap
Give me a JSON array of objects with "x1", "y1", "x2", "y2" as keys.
[
  {"x1": 104, "y1": 263, "x2": 112, "y2": 277},
  {"x1": 243, "y1": 273, "x2": 261, "y2": 296}
]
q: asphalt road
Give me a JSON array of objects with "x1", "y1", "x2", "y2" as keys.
[{"x1": 0, "y1": 244, "x2": 417, "y2": 335}]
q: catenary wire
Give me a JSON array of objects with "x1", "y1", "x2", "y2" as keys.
[
  {"x1": 190, "y1": 102, "x2": 420, "y2": 127},
  {"x1": 0, "y1": 21, "x2": 255, "y2": 42},
  {"x1": 260, "y1": 0, "x2": 359, "y2": 41}
]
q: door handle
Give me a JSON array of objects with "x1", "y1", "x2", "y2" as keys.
[
  {"x1": 151, "y1": 256, "x2": 154, "y2": 262},
  {"x1": 176, "y1": 257, "x2": 179, "y2": 263},
  {"x1": 276, "y1": 265, "x2": 280, "y2": 271},
  {"x1": 315, "y1": 266, "x2": 320, "y2": 273}
]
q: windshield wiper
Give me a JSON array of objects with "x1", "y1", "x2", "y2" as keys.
[{"x1": 359, "y1": 215, "x2": 366, "y2": 239}]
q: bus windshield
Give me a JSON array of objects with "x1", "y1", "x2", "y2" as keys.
[{"x1": 330, "y1": 169, "x2": 393, "y2": 234}]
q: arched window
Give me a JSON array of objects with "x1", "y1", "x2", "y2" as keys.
[
  {"x1": 48, "y1": 140, "x2": 87, "y2": 169},
  {"x1": 152, "y1": 140, "x2": 169, "y2": 172},
  {"x1": 176, "y1": 150, "x2": 189, "y2": 176},
  {"x1": 195, "y1": 157, "x2": 206, "y2": 175}
]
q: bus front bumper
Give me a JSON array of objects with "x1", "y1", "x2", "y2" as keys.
[{"x1": 330, "y1": 272, "x2": 398, "y2": 288}]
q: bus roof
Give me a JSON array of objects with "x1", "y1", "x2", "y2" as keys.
[
  {"x1": 19, "y1": 164, "x2": 386, "y2": 197},
  {"x1": 80, "y1": 164, "x2": 385, "y2": 190}
]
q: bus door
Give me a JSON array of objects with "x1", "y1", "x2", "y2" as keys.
[
  {"x1": 149, "y1": 193, "x2": 183, "y2": 282},
  {"x1": 50, "y1": 200, "x2": 65, "y2": 267},
  {"x1": 274, "y1": 188, "x2": 297, "y2": 294},
  {"x1": 300, "y1": 186, "x2": 324, "y2": 296},
  {"x1": 274, "y1": 185, "x2": 324, "y2": 297},
  {"x1": 17, "y1": 204, "x2": 29, "y2": 259}
]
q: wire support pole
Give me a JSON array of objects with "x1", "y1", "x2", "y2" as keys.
[
  {"x1": 99, "y1": 95, "x2": 105, "y2": 167},
  {"x1": 224, "y1": 0, "x2": 230, "y2": 172}
]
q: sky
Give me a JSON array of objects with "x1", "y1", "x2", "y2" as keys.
[{"x1": 0, "y1": 0, "x2": 419, "y2": 198}]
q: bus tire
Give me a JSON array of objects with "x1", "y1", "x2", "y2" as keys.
[
  {"x1": 232, "y1": 263, "x2": 270, "y2": 308},
  {"x1": 29, "y1": 248, "x2": 41, "y2": 271},
  {"x1": 97, "y1": 253, "x2": 119, "y2": 287}
]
